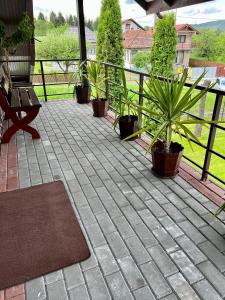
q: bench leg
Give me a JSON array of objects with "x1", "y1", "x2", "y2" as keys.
[{"x1": 2, "y1": 109, "x2": 40, "y2": 144}]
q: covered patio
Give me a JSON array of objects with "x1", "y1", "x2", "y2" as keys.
[{"x1": 1, "y1": 100, "x2": 225, "y2": 300}]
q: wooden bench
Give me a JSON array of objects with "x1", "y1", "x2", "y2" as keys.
[{"x1": 0, "y1": 64, "x2": 41, "y2": 144}]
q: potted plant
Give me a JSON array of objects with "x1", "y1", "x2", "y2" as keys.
[
  {"x1": 0, "y1": 13, "x2": 34, "y2": 96},
  {"x1": 113, "y1": 70, "x2": 139, "y2": 139},
  {"x1": 70, "y1": 60, "x2": 90, "y2": 104},
  {"x1": 124, "y1": 70, "x2": 223, "y2": 178},
  {"x1": 86, "y1": 61, "x2": 108, "y2": 117}
]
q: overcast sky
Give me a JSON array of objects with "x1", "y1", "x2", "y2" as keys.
[{"x1": 33, "y1": 0, "x2": 224, "y2": 26}]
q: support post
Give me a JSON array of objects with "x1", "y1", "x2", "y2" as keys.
[
  {"x1": 40, "y1": 60, "x2": 47, "y2": 102},
  {"x1": 201, "y1": 93, "x2": 223, "y2": 181},
  {"x1": 104, "y1": 64, "x2": 109, "y2": 101},
  {"x1": 138, "y1": 74, "x2": 144, "y2": 137},
  {"x1": 76, "y1": 0, "x2": 87, "y2": 63}
]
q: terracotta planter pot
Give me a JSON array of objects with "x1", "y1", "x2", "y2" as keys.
[
  {"x1": 92, "y1": 99, "x2": 108, "y2": 117},
  {"x1": 119, "y1": 115, "x2": 139, "y2": 140},
  {"x1": 151, "y1": 140, "x2": 184, "y2": 178},
  {"x1": 75, "y1": 85, "x2": 90, "y2": 104}
]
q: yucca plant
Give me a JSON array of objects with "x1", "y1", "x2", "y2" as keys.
[
  {"x1": 113, "y1": 70, "x2": 139, "y2": 139},
  {"x1": 125, "y1": 69, "x2": 219, "y2": 150},
  {"x1": 86, "y1": 61, "x2": 106, "y2": 101},
  {"x1": 86, "y1": 61, "x2": 108, "y2": 117},
  {"x1": 124, "y1": 69, "x2": 225, "y2": 177},
  {"x1": 69, "y1": 60, "x2": 90, "y2": 103}
]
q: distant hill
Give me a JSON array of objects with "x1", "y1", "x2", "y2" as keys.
[{"x1": 192, "y1": 20, "x2": 225, "y2": 31}]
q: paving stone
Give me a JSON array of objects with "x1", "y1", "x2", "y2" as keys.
[
  {"x1": 146, "y1": 199, "x2": 167, "y2": 217},
  {"x1": 182, "y1": 207, "x2": 207, "y2": 228},
  {"x1": 107, "y1": 232, "x2": 130, "y2": 259},
  {"x1": 153, "y1": 227, "x2": 179, "y2": 253},
  {"x1": 198, "y1": 260, "x2": 225, "y2": 297},
  {"x1": 161, "y1": 294, "x2": 179, "y2": 300},
  {"x1": 183, "y1": 196, "x2": 209, "y2": 216},
  {"x1": 45, "y1": 270, "x2": 63, "y2": 284},
  {"x1": 193, "y1": 279, "x2": 223, "y2": 300},
  {"x1": 117, "y1": 256, "x2": 146, "y2": 291},
  {"x1": 199, "y1": 241, "x2": 225, "y2": 272},
  {"x1": 69, "y1": 284, "x2": 90, "y2": 300},
  {"x1": 86, "y1": 196, "x2": 105, "y2": 214},
  {"x1": 138, "y1": 209, "x2": 161, "y2": 230},
  {"x1": 26, "y1": 277, "x2": 46, "y2": 300},
  {"x1": 113, "y1": 215, "x2": 135, "y2": 239},
  {"x1": 162, "y1": 203, "x2": 186, "y2": 223},
  {"x1": 159, "y1": 216, "x2": 184, "y2": 239},
  {"x1": 134, "y1": 222, "x2": 158, "y2": 248},
  {"x1": 125, "y1": 235, "x2": 151, "y2": 265},
  {"x1": 78, "y1": 206, "x2": 96, "y2": 226},
  {"x1": 96, "y1": 211, "x2": 116, "y2": 234},
  {"x1": 178, "y1": 220, "x2": 206, "y2": 244},
  {"x1": 200, "y1": 225, "x2": 225, "y2": 252},
  {"x1": 170, "y1": 250, "x2": 204, "y2": 284},
  {"x1": 121, "y1": 205, "x2": 142, "y2": 226},
  {"x1": 133, "y1": 286, "x2": 156, "y2": 300},
  {"x1": 64, "y1": 264, "x2": 84, "y2": 289},
  {"x1": 84, "y1": 223, "x2": 106, "y2": 248},
  {"x1": 85, "y1": 267, "x2": 111, "y2": 300},
  {"x1": 140, "y1": 261, "x2": 172, "y2": 298},
  {"x1": 148, "y1": 245, "x2": 178, "y2": 277},
  {"x1": 47, "y1": 280, "x2": 68, "y2": 300},
  {"x1": 176, "y1": 235, "x2": 207, "y2": 265},
  {"x1": 106, "y1": 272, "x2": 134, "y2": 300},
  {"x1": 95, "y1": 244, "x2": 119, "y2": 275},
  {"x1": 167, "y1": 272, "x2": 200, "y2": 300},
  {"x1": 202, "y1": 213, "x2": 225, "y2": 236}
]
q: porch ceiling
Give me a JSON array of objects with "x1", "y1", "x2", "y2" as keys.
[{"x1": 134, "y1": 0, "x2": 214, "y2": 13}]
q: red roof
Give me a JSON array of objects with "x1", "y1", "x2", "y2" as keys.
[
  {"x1": 124, "y1": 24, "x2": 199, "y2": 49},
  {"x1": 176, "y1": 24, "x2": 200, "y2": 33},
  {"x1": 123, "y1": 29, "x2": 153, "y2": 49}
]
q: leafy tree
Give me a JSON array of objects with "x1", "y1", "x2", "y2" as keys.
[
  {"x1": 67, "y1": 15, "x2": 74, "y2": 26},
  {"x1": 192, "y1": 29, "x2": 220, "y2": 61},
  {"x1": 150, "y1": 13, "x2": 177, "y2": 77},
  {"x1": 93, "y1": 17, "x2": 99, "y2": 31},
  {"x1": 96, "y1": 0, "x2": 124, "y2": 99},
  {"x1": 36, "y1": 31, "x2": 80, "y2": 75},
  {"x1": 86, "y1": 19, "x2": 93, "y2": 30},
  {"x1": 38, "y1": 12, "x2": 45, "y2": 21},
  {"x1": 50, "y1": 11, "x2": 57, "y2": 27},
  {"x1": 55, "y1": 12, "x2": 65, "y2": 27},
  {"x1": 73, "y1": 15, "x2": 78, "y2": 26},
  {"x1": 131, "y1": 51, "x2": 151, "y2": 69}
]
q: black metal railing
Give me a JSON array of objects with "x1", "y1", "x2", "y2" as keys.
[{"x1": 1, "y1": 58, "x2": 225, "y2": 187}]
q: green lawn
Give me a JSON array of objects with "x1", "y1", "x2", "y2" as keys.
[{"x1": 34, "y1": 85, "x2": 74, "y2": 101}]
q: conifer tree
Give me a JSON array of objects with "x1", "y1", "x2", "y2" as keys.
[
  {"x1": 96, "y1": 0, "x2": 124, "y2": 94},
  {"x1": 150, "y1": 13, "x2": 177, "y2": 77}
]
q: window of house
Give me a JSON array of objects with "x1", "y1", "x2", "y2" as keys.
[{"x1": 179, "y1": 35, "x2": 186, "y2": 43}]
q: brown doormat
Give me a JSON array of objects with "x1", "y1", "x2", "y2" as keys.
[{"x1": 0, "y1": 181, "x2": 90, "y2": 290}]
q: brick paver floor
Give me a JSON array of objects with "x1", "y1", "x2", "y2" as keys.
[{"x1": 4, "y1": 100, "x2": 225, "y2": 299}]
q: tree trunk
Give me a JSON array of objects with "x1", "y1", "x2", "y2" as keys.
[{"x1": 195, "y1": 80, "x2": 211, "y2": 137}]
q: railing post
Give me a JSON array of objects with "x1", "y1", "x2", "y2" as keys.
[
  {"x1": 138, "y1": 73, "x2": 144, "y2": 137},
  {"x1": 40, "y1": 60, "x2": 47, "y2": 102},
  {"x1": 104, "y1": 64, "x2": 109, "y2": 101},
  {"x1": 201, "y1": 93, "x2": 223, "y2": 181}
]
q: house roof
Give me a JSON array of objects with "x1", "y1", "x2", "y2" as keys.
[
  {"x1": 122, "y1": 18, "x2": 145, "y2": 31},
  {"x1": 68, "y1": 26, "x2": 96, "y2": 43},
  {"x1": 123, "y1": 24, "x2": 199, "y2": 49},
  {"x1": 124, "y1": 29, "x2": 153, "y2": 49},
  {"x1": 176, "y1": 24, "x2": 200, "y2": 34}
]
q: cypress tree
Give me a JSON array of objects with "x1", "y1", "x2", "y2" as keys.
[
  {"x1": 150, "y1": 13, "x2": 177, "y2": 77},
  {"x1": 96, "y1": 0, "x2": 124, "y2": 96}
]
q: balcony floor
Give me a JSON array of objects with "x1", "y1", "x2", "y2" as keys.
[{"x1": 2, "y1": 100, "x2": 225, "y2": 300}]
